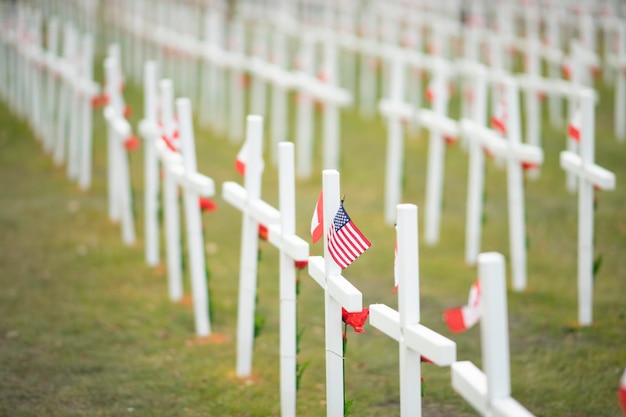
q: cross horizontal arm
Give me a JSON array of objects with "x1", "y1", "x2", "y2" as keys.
[
  {"x1": 328, "y1": 275, "x2": 362, "y2": 312},
  {"x1": 267, "y1": 224, "x2": 309, "y2": 261},
  {"x1": 404, "y1": 323, "x2": 456, "y2": 366},
  {"x1": 516, "y1": 75, "x2": 600, "y2": 101},
  {"x1": 139, "y1": 119, "x2": 161, "y2": 141},
  {"x1": 307, "y1": 256, "x2": 362, "y2": 312},
  {"x1": 559, "y1": 152, "x2": 616, "y2": 190},
  {"x1": 460, "y1": 119, "x2": 543, "y2": 164},
  {"x1": 452, "y1": 361, "x2": 488, "y2": 415},
  {"x1": 417, "y1": 109, "x2": 459, "y2": 138},
  {"x1": 308, "y1": 256, "x2": 326, "y2": 289},
  {"x1": 492, "y1": 397, "x2": 535, "y2": 417},
  {"x1": 170, "y1": 166, "x2": 215, "y2": 197},
  {"x1": 369, "y1": 304, "x2": 400, "y2": 342},
  {"x1": 378, "y1": 98, "x2": 414, "y2": 121},
  {"x1": 155, "y1": 141, "x2": 183, "y2": 168},
  {"x1": 105, "y1": 111, "x2": 131, "y2": 141},
  {"x1": 292, "y1": 72, "x2": 352, "y2": 106},
  {"x1": 222, "y1": 182, "x2": 281, "y2": 226}
]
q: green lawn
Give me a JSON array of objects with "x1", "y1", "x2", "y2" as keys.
[{"x1": 0, "y1": 59, "x2": 625, "y2": 417}]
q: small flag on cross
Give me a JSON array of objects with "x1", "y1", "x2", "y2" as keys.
[
  {"x1": 235, "y1": 141, "x2": 248, "y2": 175},
  {"x1": 310, "y1": 191, "x2": 324, "y2": 244},
  {"x1": 327, "y1": 201, "x2": 371, "y2": 269},
  {"x1": 443, "y1": 280, "x2": 481, "y2": 333}
]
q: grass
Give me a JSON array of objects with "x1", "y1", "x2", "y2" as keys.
[{"x1": 1, "y1": 49, "x2": 625, "y2": 417}]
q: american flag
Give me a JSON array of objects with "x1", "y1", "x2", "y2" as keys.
[{"x1": 327, "y1": 202, "x2": 371, "y2": 269}]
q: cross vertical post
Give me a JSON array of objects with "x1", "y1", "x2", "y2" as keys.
[
  {"x1": 142, "y1": 60, "x2": 160, "y2": 267},
  {"x1": 423, "y1": 58, "x2": 452, "y2": 245},
  {"x1": 176, "y1": 97, "x2": 212, "y2": 337},
  {"x1": 559, "y1": 89, "x2": 616, "y2": 326},
  {"x1": 464, "y1": 66, "x2": 488, "y2": 265},
  {"x1": 159, "y1": 79, "x2": 183, "y2": 302},
  {"x1": 452, "y1": 252, "x2": 535, "y2": 417},
  {"x1": 307, "y1": 169, "x2": 363, "y2": 417},
  {"x1": 369, "y1": 204, "x2": 456, "y2": 416}
]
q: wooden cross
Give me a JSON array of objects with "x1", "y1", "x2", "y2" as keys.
[
  {"x1": 157, "y1": 79, "x2": 185, "y2": 303},
  {"x1": 369, "y1": 203, "x2": 456, "y2": 417},
  {"x1": 463, "y1": 65, "x2": 489, "y2": 266},
  {"x1": 452, "y1": 252, "x2": 535, "y2": 417},
  {"x1": 228, "y1": 19, "x2": 246, "y2": 143},
  {"x1": 460, "y1": 77, "x2": 543, "y2": 291},
  {"x1": 422, "y1": 58, "x2": 454, "y2": 245},
  {"x1": 103, "y1": 51, "x2": 136, "y2": 246},
  {"x1": 559, "y1": 88, "x2": 615, "y2": 326},
  {"x1": 307, "y1": 169, "x2": 363, "y2": 417},
  {"x1": 53, "y1": 22, "x2": 78, "y2": 167},
  {"x1": 171, "y1": 97, "x2": 215, "y2": 337},
  {"x1": 266, "y1": 142, "x2": 310, "y2": 417},
  {"x1": 379, "y1": 53, "x2": 410, "y2": 225},
  {"x1": 222, "y1": 115, "x2": 281, "y2": 376},
  {"x1": 42, "y1": 16, "x2": 60, "y2": 155},
  {"x1": 139, "y1": 60, "x2": 160, "y2": 267}
]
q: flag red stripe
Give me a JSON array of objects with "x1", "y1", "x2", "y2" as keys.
[{"x1": 568, "y1": 123, "x2": 580, "y2": 142}]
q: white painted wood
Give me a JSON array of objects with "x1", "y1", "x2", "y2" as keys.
[
  {"x1": 306, "y1": 169, "x2": 363, "y2": 417},
  {"x1": 369, "y1": 204, "x2": 456, "y2": 417},
  {"x1": 423, "y1": 58, "x2": 452, "y2": 245},
  {"x1": 142, "y1": 61, "x2": 160, "y2": 267},
  {"x1": 177, "y1": 97, "x2": 213, "y2": 337},
  {"x1": 222, "y1": 116, "x2": 279, "y2": 377},
  {"x1": 559, "y1": 89, "x2": 616, "y2": 326},
  {"x1": 104, "y1": 53, "x2": 136, "y2": 246},
  {"x1": 451, "y1": 252, "x2": 535, "y2": 417},
  {"x1": 464, "y1": 66, "x2": 488, "y2": 265},
  {"x1": 460, "y1": 78, "x2": 543, "y2": 291}
]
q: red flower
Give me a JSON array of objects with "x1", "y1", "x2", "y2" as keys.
[
  {"x1": 444, "y1": 135, "x2": 457, "y2": 145},
  {"x1": 240, "y1": 73, "x2": 251, "y2": 89},
  {"x1": 124, "y1": 135, "x2": 140, "y2": 151},
  {"x1": 124, "y1": 104, "x2": 132, "y2": 119},
  {"x1": 258, "y1": 224, "x2": 268, "y2": 241},
  {"x1": 199, "y1": 197, "x2": 217, "y2": 212},
  {"x1": 294, "y1": 259, "x2": 308, "y2": 270},
  {"x1": 521, "y1": 161, "x2": 538, "y2": 171},
  {"x1": 342, "y1": 307, "x2": 370, "y2": 333}
]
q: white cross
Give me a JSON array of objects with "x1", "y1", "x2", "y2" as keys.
[
  {"x1": 293, "y1": 35, "x2": 351, "y2": 179},
  {"x1": 198, "y1": 10, "x2": 226, "y2": 135},
  {"x1": 269, "y1": 28, "x2": 289, "y2": 165},
  {"x1": 462, "y1": 64, "x2": 488, "y2": 266},
  {"x1": 266, "y1": 142, "x2": 310, "y2": 417},
  {"x1": 170, "y1": 97, "x2": 215, "y2": 337},
  {"x1": 460, "y1": 76, "x2": 543, "y2": 291},
  {"x1": 157, "y1": 79, "x2": 185, "y2": 303},
  {"x1": 103, "y1": 51, "x2": 136, "y2": 246},
  {"x1": 559, "y1": 88, "x2": 615, "y2": 326},
  {"x1": 139, "y1": 60, "x2": 160, "y2": 267},
  {"x1": 421, "y1": 58, "x2": 454, "y2": 245},
  {"x1": 379, "y1": 53, "x2": 411, "y2": 225},
  {"x1": 228, "y1": 19, "x2": 246, "y2": 143},
  {"x1": 250, "y1": 24, "x2": 268, "y2": 117},
  {"x1": 307, "y1": 169, "x2": 363, "y2": 417},
  {"x1": 607, "y1": 23, "x2": 626, "y2": 142},
  {"x1": 369, "y1": 203, "x2": 456, "y2": 417},
  {"x1": 379, "y1": 53, "x2": 457, "y2": 232},
  {"x1": 42, "y1": 16, "x2": 60, "y2": 155},
  {"x1": 53, "y1": 22, "x2": 78, "y2": 167},
  {"x1": 452, "y1": 252, "x2": 535, "y2": 417},
  {"x1": 222, "y1": 115, "x2": 281, "y2": 376}
]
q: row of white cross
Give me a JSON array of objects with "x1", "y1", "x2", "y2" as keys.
[
  {"x1": 111, "y1": 7, "x2": 352, "y2": 180},
  {"x1": 125, "y1": 53, "x2": 536, "y2": 415},
  {"x1": 381, "y1": 58, "x2": 616, "y2": 325},
  {"x1": 0, "y1": 5, "x2": 100, "y2": 191}
]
